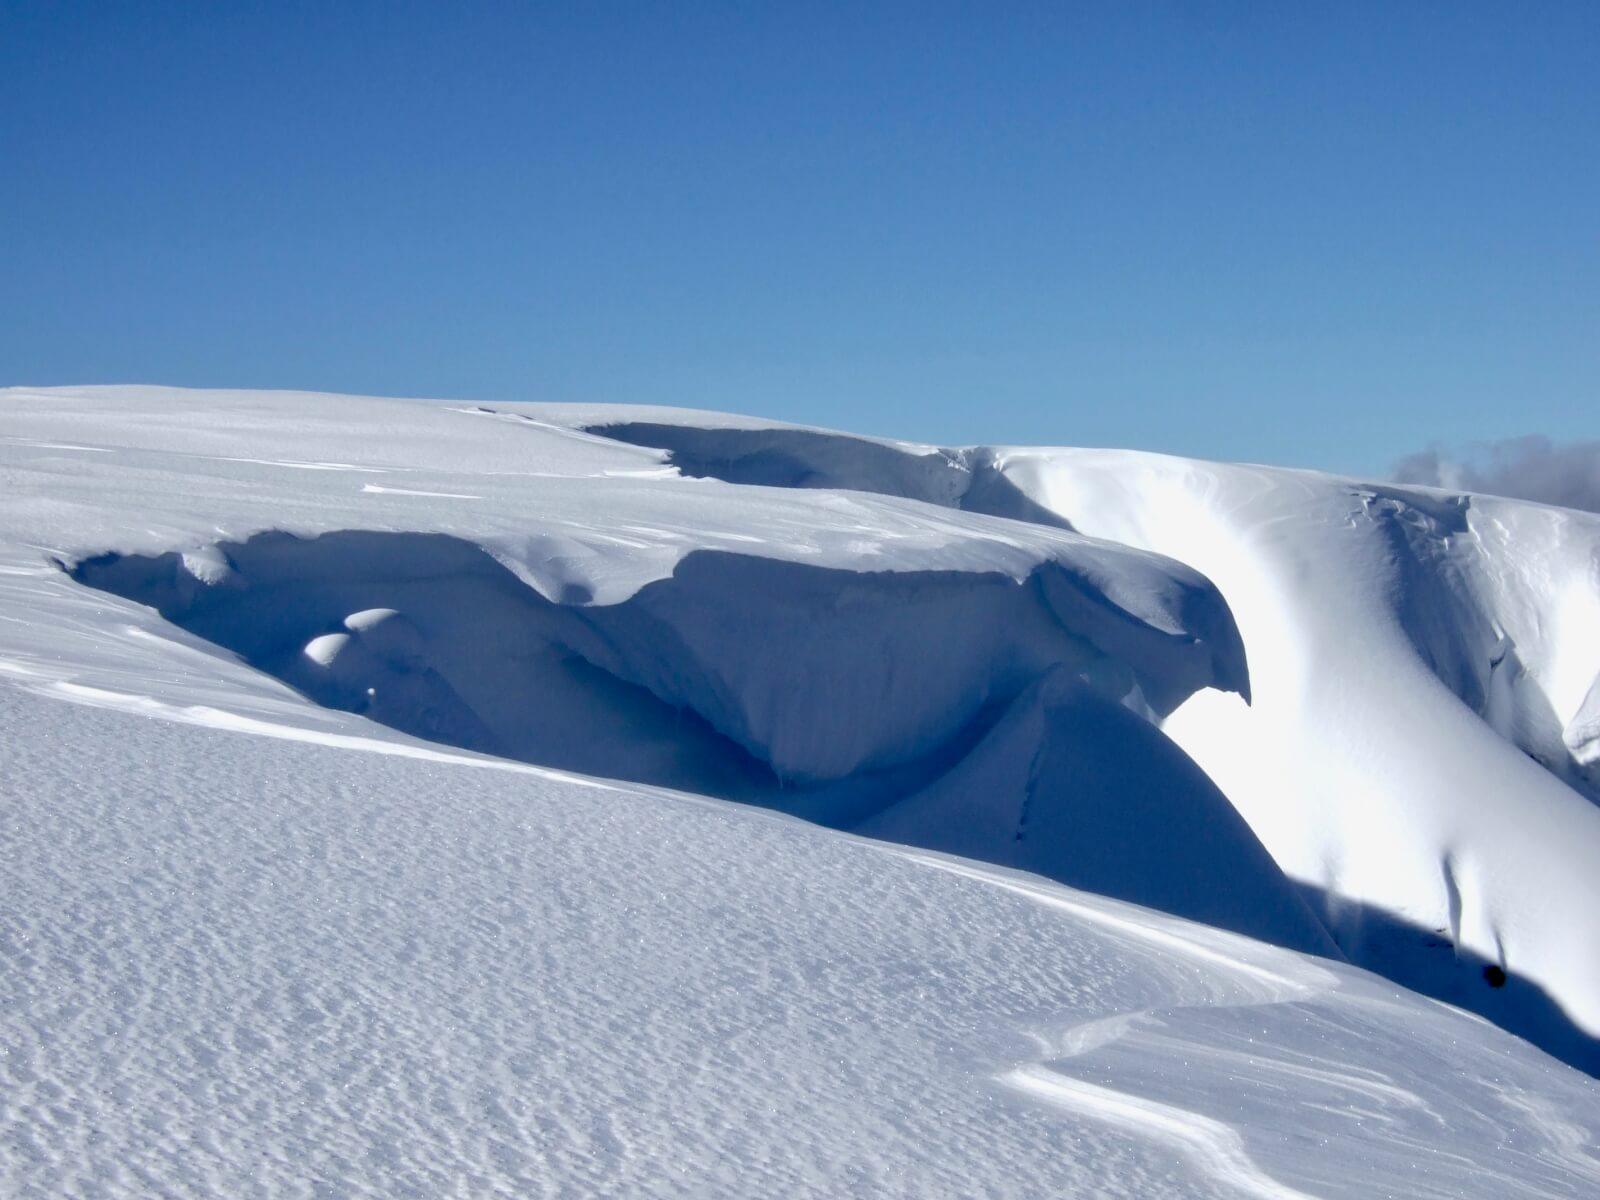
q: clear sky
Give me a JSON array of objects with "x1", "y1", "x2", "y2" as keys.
[{"x1": 3, "y1": 2, "x2": 1595, "y2": 474}]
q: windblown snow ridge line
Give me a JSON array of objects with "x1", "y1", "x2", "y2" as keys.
[
  {"x1": 69, "y1": 528, "x2": 1329, "y2": 954},
  {"x1": 584, "y1": 420, "x2": 1073, "y2": 529},
  {"x1": 576, "y1": 415, "x2": 1600, "y2": 1073}
]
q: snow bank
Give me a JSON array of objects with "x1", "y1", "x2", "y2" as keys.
[
  {"x1": 587, "y1": 419, "x2": 1075, "y2": 528},
  {"x1": 70, "y1": 523, "x2": 1321, "y2": 951},
  {"x1": 992, "y1": 447, "x2": 1600, "y2": 1048},
  {"x1": 567, "y1": 414, "x2": 1600, "y2": 1065},
  {"x1": 862, "y1": 668, "x2": 1334, "y2": 955},
  {"x1": 9, "y1": 386, "x2": 1600, "y2": 1195}
]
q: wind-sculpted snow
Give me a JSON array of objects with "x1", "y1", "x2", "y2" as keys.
[
  {"x1": 8, "y1": 385, "x2": 1600, "y2": 1197},
  {"x1": 70, "y1": 526, "x2": 1316, "y2": 951},
  {"x1": 571, "y1": 413, "x2": 1600, "y2": 1070},
  {"x1": 7, "y1": 689, "x2": 1600, "y2": 1199},
  {"x1": 587, "y1": 419, "x2": 1076, "y2": 529},
  {"x1": 994, "y1": 448, "x2": 1600, "y2": 1066},
  {"x1": 862, "y1": 669, "x2": 1330, "y2": 956}
]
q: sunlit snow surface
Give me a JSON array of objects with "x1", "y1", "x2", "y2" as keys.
[{"x1": 4, "y1": 386, "x2": 1600, "y2": 1198}]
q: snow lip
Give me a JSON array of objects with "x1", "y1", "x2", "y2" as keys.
[{"x1": 60, "y1": 525, "x2": 1309, "y2": 952}]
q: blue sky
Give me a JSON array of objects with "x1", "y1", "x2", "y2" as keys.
[{"x1": 3, "y1": 2, "x2": 1595, "y2": 474}]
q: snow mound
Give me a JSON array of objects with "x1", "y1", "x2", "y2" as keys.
[{"x1": 862, "y1": 667, "x2": 1333, "y2": 955}]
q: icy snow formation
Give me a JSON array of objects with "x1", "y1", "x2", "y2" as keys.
[
  {"x1": 572, "y1": 411, "x2": 1600, "y2": 1069},
  {"x1": 587, "y1": 419, "x2": 1075, "y2": 528},
  {"x1": 6, "y1": 385, "x2": 1600, "y2": 1197},
  {"x1": 1002, "y1": 450, "x2": 1600, "y2": 1059},
  {"x1": 69, "y1": 520, "x2": 1318, "y2": 953}
]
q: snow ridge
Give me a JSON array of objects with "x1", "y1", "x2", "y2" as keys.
[
  {"x1": 8, "y1": 386, "x2": 1600, "y2": 1198},
  {"x1": 68, "y1": 525, "x2": 1326, "y2": 954},
  {"x1": 565, "y1": 414, "x2": 1600, "y2": 1069}
]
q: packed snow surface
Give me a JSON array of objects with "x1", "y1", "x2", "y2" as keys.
[{"x1": 4, "y1": 385, "x2": 1600, "y2": 1197}]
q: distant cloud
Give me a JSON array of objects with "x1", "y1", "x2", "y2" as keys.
[{"x1": 1392, "y1": 436, "x2": 1600, "y2": 514}]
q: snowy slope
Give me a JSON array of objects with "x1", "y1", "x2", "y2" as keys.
[
  {"x1": 579, "y1": 410, "x2": 1600, "y2": 1073},
  {"x1": 4, "y1": 385, "x2": 1600, "y2": 1197},
  {"x1": 997, "y1": 449, "x2": 1600, "y2": 1063},
  {"x1": 6, "y1": 386, "x2": 1320, "y2": 955},
  {"x1": 10, "y1": 686, "x2": 1600, "y2": 1199}
]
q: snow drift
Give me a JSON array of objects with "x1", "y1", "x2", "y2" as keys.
[
  {"x1": 10, "y1": 683, "x2": 1599, "y2": 1199},
  {"x1": 71, "y1": 523, "x2": 1327, "y2": 954},
  {"x1": 587, "y1": 419, "x2": 1074, "y2": 529},
  {"x1": 570, "y1": 413, "x2": 1600, "y2": 1065},
  {"x1": 8, "y1": 385, "x2": 1600, "y2": 1197},
  {"x1": 999, "y1": 449, "x2": 1600, "y2": 1053}
]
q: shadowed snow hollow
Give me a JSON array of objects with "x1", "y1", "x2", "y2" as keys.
[
  {"x1": 584, "y1": 419, "x2": 1075, "y2": 529},
  {"x1": 70, "y1": 524, "x2": 1327, "y2": 955}
]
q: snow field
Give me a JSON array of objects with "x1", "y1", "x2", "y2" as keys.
[{"x1": 6, "y1": 385, "x2": 1600, "y2": 1196}]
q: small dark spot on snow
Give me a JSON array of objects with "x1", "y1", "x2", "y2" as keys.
[{"x1": 1483, "y1": 964, "x2": 1507, "y2": 988}]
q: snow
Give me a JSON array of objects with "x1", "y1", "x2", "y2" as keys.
[
  {"x1": 860, "y1": 667, "x2": 1332, "y2": 955},
  {"x1": 994, "y1": 450, "x2": 1600, "y2": 1057},
  {"x1": 555, "y1": 408, "x2": 1600, "y2": 1070},
  {"x1": 5, "y1": 384, "x2": 1600, "y2": 1197}
]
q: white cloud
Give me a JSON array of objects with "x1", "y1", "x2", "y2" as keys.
[{"x1": 1393, "y1": 436, "x2": 1600, "y2": 513}]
